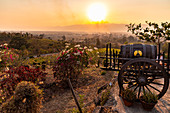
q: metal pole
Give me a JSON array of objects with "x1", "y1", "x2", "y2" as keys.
[{"x1": 68, "y1": 78, "x2": 82, "y2": 113}]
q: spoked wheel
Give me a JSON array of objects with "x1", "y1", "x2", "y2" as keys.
[{"x1": 118, "y1": 58, "x2": 169, "y2": 99}]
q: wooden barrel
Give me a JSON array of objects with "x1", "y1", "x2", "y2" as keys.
[{"x1": 121, "y1": 44, "x2": 157, "y2": 59}]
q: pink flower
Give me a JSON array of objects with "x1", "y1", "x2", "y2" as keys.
[
  {"x1": 10, "y1": 55, "x2": 13, "y2": 59},
  {"x1": 57, "y1": 57, "x2": 60, "y2": 60}
]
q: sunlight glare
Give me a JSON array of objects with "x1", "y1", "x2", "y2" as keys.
[{"x1": 87, "y1": 3, "x2": 107, "y2": 22}]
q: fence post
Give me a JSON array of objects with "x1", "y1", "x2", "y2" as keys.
[
  {"x1": 168, "y1": 43, "x2": 170, "y2": 75},
  {"x1": 113, "y1": 49, "x2": 115, "y2": 69},
  {"x1": 110, "y1": 43, "x2": 112, "y2": 68},
  {"x1": 106, "y1": 44, "x2": 108, "y2": 68}
]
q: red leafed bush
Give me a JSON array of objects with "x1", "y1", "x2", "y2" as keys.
[{"x1": 0, "y1": 66, "x2": 47, "y2": 104}]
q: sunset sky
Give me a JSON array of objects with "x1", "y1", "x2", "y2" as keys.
[{"x1": 0, "y1": 0, "x2": 170, "y2": 31}]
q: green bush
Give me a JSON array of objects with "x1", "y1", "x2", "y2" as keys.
[
  {"x1": 101, "y1": 71, "x2": 106, "y2": 75},
  {"x1": 121, "y1": 89, "x2": 136, "y2": 102},
  {"x1": 0, "y1": 81, "x2": 43, "y2": 113},
  {"x1": 100, "y1": 90, "x2": 110, "y2": 106},
  {"x1": 142, "y1": 91, "x2": 158, "y2": 103}
]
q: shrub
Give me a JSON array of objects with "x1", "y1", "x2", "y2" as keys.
[
  {"x1": 142, "y1": 91, "x2": 158, "y2": 103},
  {"x1": 87, "y1": 47, "x2": 99, "y2": 65},
  {"x1": 100, "y1": 90, "x2": 110, "y2": 106},
  {"x1": 101, "y1": 71, "x2": 106, "y2": 75},
  {"x1": 0, "y1": 44, "x2": 21, "y2": 71},
  {"x1": 53, "y1": 44, "x2": 88, "y2": 85},
  {"x1": 0, "y1": 81, "x2": 43, "y2": 113},
  {"x1": 121, "y1": 89, "x2": 136, "y2": 102},
  {"x1": 0, "y1": 66, "x2": 47, "y2": 104}
]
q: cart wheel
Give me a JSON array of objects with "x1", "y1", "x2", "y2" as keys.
[{"x1": 118, "y1": 58, "x2": 169, "y2": 99}]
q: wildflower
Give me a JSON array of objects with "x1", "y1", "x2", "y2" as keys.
[
  {"x1": 65, "y1": 43, "x2": 70, "y2": 46},
  {"x1": 84, "y1": 46, "x2": 87, "y2": 49},
  {"x1": 65, "y1": 46, "x2": 69, "y2": 48},
  {"x1": 77, "y1": 52, "x2": 81, "y2": 55},
  {"x1": 10, "y1": 54, "x2": 13, "y2": 59},
  {"x1": 94, "y1": 47, "x2": 98, "y2": 50},
  {"x1": 74, "y1": 45, "x2": 80, "y2": 48},
  {"x1": 88, "y1": 49, "x2": 93, "y2": 52},
  {"x1": 4, "y1": 43, "x2": 8, "y2": 46},
  {"x1": 0, "y1": 58, "x2": 2, "y2": 62},
  {"x1": 67, "y1": 54, "x2": 70, "y2": 57},
  {"x1": 77, "y1": 61, "x2": 80, "y2": 64}
]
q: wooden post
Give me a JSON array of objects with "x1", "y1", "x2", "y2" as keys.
[
  {"x1": 68, "y1": 78, "x2": 82, "y2": 113},
  {"x1": 158, "y1": 43, "x2": 161, "y2": 64},
  {"x1": 106, "y1": 44, "x2": 108, "y2": 68},
  {"x1": 168, "y1": 43, "x2": 170, "y2": 74},
  {"x1": 163, "y1": 52, "x2": 165, "y2": 69},
  {"x1": 113, "y1": 49, "x2": 115, "y2": 69},
  {"x1": 110, "y1": 43, "x2": 112, "y2": 68},
  {"x1": 117, "y1": 51, "x2": 120, "y2": 70}
]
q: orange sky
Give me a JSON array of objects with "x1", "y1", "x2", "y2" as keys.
[{"x1": 0, "y1": 0, "x2": 170, "y2": 31}]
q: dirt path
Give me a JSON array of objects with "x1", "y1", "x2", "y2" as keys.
[{"x1": 41, "y1": 67, "x2": 170, "y2": 113}]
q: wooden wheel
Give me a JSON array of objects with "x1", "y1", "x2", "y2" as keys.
[{"x1": 118, "y1": 58, "x2": 169, "y2": 99}]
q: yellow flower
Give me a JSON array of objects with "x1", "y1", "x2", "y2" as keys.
[{"x1": 0, "y1": 58, "x2": 2, "y2": 62}]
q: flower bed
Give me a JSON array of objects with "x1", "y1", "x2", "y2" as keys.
[{"x1": 0, "y1": 66, "x2": 47, "y2": 104}]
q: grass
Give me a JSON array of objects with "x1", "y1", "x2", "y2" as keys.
[{"x1": 98, "y1": 48, "x2": 120, "y2": 56}]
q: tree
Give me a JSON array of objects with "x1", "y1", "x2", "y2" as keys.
[
  {"x1": 9, "y1": 36, "x2": 28, "y2": 50},
  {"x1": 126, "y1": 21, "x2": 170, "y2": 45},
  {"x1": 96, "y1": 38, "x2": 101, "y2": 48},
  {"x1": 62, "y1": 35, "x2": 66, "y2": 41}
]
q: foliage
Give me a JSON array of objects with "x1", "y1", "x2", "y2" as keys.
[
  {"x1": 69, "y1": 94, "x2": 86, "y2": 113},
  {"x1": 100, "y1": 89, "x2": 110, "y2": 106},
  {"x1": 142, "y1": 91, "x2": 158, "y2": 103},
  {"x1": 0, "y1": 66, "x2": 46, "y2": 104},
  {"x1": 162, "y1": 42, "x2": 168, "y2": 53},
  {"x1": 126, "y1": 21, "x2": 170, "y2": 44},
  {"x1": 121, "y1": 89, "x2": 136, "y2": 102},
  {"x1": 53, "y1": 44, "x2": 89, "y2": 84},
  {"x1": 0, "y1": 44, "x2": 22, "y2": 71},
  {"x1": 87, "y1": 47, "x2": 100, "y2": 65},
  {"x1": 23, "y1": 54, "x2": 59, "y2": 68},
  {"x1": 27, "y1": 38, "x2": 65, "y2": 55},
  {"x1": 0, "y1": 81, "x2": 43, "y2": 113},
  {"x1": 0, "y1": 31, "x2": 65, "y2": 56},
  {"x1": 9, "y1": 36, "x2": 28, "y2": 50},
  {"x1": 101, "y1": 71, "x2": 106, "y2": 75}
]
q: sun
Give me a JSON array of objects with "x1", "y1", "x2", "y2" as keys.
[{"x1": 87, "y1": 3, "x2": 107, "y2": 22}]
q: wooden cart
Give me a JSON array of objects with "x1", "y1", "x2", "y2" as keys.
[{"x1": 100, "y1": 43, "x2": 170, "y2": 99}]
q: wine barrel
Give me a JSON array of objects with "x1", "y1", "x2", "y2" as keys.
[{"x1": 121, "y1": 44, "x2": 157, "y2": 59}]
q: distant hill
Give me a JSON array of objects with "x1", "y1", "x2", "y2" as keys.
[{"x1": 51, "y1": 23, "x2": 127, "y2": 32}]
